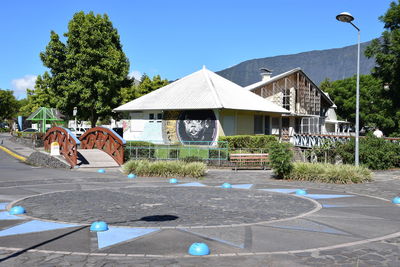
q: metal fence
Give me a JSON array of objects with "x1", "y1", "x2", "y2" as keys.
[
  {"x1": 293, "y1": 148, "x2": 340, "y2": 164},
  {"x1": 124, "y1": 141, "x2": 229, "y2": 163}
]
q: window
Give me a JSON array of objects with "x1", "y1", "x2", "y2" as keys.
[
  {"x1": 300, "y1": 117, "x2": 324, "y2": 134},
  {"x1": 254, "y1": 115, "x2": 263, "y2": 134},
  {"x1": 157, "y1": 113, "x2": 162, "y2": 120},
  {"x1": 149, "y1": 113, "x2": 154, "y2": 120}
]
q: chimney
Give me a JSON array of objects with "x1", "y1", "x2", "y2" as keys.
[{"x1": 260, "y1": 68, "x2": 272, "y2": 82}]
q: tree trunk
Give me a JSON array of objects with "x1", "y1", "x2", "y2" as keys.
[{"x1": 90, "y1": 111, "x2": 98, "y2": 128}]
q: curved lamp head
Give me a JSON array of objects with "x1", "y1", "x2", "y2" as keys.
[{"x1": 336, "y1": 12, "x2": 354, "y2": 23}]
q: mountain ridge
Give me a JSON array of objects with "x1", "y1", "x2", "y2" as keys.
[{"x1": 216, "y1": 40, "x2": 376, "y2": 87}]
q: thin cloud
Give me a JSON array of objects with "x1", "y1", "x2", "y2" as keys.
[
  {"x1": 11, "y1": 75, "x2": 37, "y2": 99},
  {"x1": 128, "y1": 70, "x2": 142, "y2": 81}
]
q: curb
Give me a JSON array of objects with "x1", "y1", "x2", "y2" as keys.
[{"x1": 0, "y1": 145, "x2": 27, "y2": 162}]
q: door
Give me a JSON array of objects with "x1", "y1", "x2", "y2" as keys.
[{"x1": 222, "y1": 115, "x2": 235, "y2": 136}]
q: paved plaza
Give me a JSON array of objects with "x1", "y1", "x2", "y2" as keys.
[{"x1": 0, "y1": 136, "x2": 400, "y2": 266}]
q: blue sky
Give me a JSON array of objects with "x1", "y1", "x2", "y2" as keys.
[{"x1": 0, "y1": 0, "x2": 393, "y2": 98}]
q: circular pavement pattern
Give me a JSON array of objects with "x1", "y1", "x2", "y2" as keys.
[{"x1": 16, "y1": 187, "x2": 317, "y2": 227}]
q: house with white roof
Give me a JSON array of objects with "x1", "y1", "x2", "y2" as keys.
[{"x1": 114, "y1": 67, "x2": 289, "y2": 144}]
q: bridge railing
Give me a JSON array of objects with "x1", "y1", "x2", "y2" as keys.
[
  {"x1": 292, "y1": 133, "x2": 400, "y2": 148},
  {"x1": 43, "y1": 126, "x2": 80, "y2": 168},
  {"x1": 79, "y1": 126, "x2": 126, "y2": 165},
  {"x1": 292, "y1": 133, "x2": 351, "y2": 148}
]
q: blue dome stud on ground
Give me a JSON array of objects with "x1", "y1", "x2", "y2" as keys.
[
  {"x1": 90, "y1": 221, "x2": 109, "y2": 232},
  {"x1": 295, "y1": 189, "x2": 307, "y2": 196},
  {"x1": 169, "y1": 178, "x2": 178, "y2": 184},
  {"x1": 188, "y1": 242, "x2": 210, "y2": 256},
  {"x1": 221, "y1": 182, "x2": 232, "y2": 189},
  {"x1": 9, "y1": 206, "x2": 25, "y2": 215},
  {"x1": 97, "y1": 169, "x2": 106, "y2": 174},
  {"x1": 392, "y1": 196, "x2": 400, "y2": 204},
  {"x1": 127, "y1": 173, "x2": 136, "y2": 179}
]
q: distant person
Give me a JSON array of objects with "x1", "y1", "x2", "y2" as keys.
[{"x1": 373, "y1": 127, "x2": 383, "y2": 138}]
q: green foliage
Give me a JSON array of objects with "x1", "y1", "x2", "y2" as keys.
[
  {"x1": 336, "y1": 136, "x2": 400, "y2": 170},
  {"x1": 219, "y1": 135, "x2": 278, "y2": 150},
  {"x1": 122, "y1": 160, "x2": 206, "y2": 178},
  {"x1": 269, "y1": 142, "x2": 293, "y2": 178},
  {"x1": 181, "y1": 156, "x2": 203, "y2": 163},
  {"x1": 290, "y1": 163, "x2": 372, "y2": 184},
  {"x1": 365, "y1": 1, "x2": 400, "y2": 135},
  {"x1": 321, "y1": 75, "x2": 395, "y2": 134},
  {"x1": 0, "y1": 89, "x2": 19, "y2": 120},
  {"x1": 126, "y1": 141, "x2": 155, "y2": 147},
  {"x1": 121, "y1": 74, "x2": 169, "y2": 104},
  {"x1": 32, "y1": 11, "x2": 130, "y2": 127}
]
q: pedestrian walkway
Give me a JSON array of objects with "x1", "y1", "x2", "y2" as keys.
[{"x1": 0, "y1": 133, "x2": 35, "y2": 159}]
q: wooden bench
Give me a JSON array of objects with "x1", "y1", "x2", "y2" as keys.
[{"x1": 229, "y1": 153, "x2": 270, "y2": 171}]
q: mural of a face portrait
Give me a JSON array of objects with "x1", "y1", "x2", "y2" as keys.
[{"x1": 177, "y1": 110, "x2": 217, "y2": 144}]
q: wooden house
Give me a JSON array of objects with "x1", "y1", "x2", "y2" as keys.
[{"x1": 245, "y1": 68, "x2": 347, "y2": 139}]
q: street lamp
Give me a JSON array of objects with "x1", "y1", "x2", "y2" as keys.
[
  {"x1": 336, "y1": 12, "x2": 360, "y2": 166},
  {"x1": 73, "y1": 107, "x2": 77, "y2": 129}
]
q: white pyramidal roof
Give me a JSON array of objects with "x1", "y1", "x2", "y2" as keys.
[{"x1": 114, "y1": 67, "x2": 289, "y2": 114}]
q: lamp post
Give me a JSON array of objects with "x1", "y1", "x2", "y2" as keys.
[
  {"x1": 73, "y1": 107, "x2": 78, "y2": 129},
  {"x1": 336, "y1": 12, "x2": 360, "y2": 166}
]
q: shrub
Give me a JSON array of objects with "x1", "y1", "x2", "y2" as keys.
[
  {"x1": 336, "y1": 136, "x2": 400, "y2": 170},
  {"x1": 269, "y1": 142, "x2": 293, "y2": 178},
  {"x1": 181, "y1": 156, "x2": 203, "y2": 163},
  {"x1": 219, "y1": 135, "x2": 278, "y2": 151},
  {"x1": 289, "y1": 162, "x2": 372, "y2": 184},
  {"x1": 126, "y1": 141, "x2": 155, "y2": 147},
  {"x1": 122, "y1": 160, "x2": 206, "y2": 178}
]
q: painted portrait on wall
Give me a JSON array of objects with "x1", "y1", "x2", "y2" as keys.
[{"x1": 176, "y1": 110, "x2": 217, "y2": 144}]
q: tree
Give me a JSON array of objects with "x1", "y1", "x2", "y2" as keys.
[
  {"x1": 121, "y1": 74, "x2": 169, "y2": 104},
  {"x1": 321, "y1": 75, "x2": 396, "y2": 134},
  {"x1": 19, "y1": 73, "x2": 57, "y2": 116},
  {"x1": 0, "y1": 89, "x2": 19, "y2": 121},
  {"x1": 365, "y1": 0, "x2": 400, "y2": 135},
  {"x1": 38, "y1": 11, "x2": 130, "y2": 127}
]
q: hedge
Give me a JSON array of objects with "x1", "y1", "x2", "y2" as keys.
[
  {"x1": 219, "y1": 135, "x2": 278, "y2": 150},
  {"x1": 336, "y1": 136, "x2": 400, "y2": 170},
  {"x1": 289, "y1": 162, "x2": 372, "y2": 184},
  {"x1": 122, "y1": 160, "x2": 206, "y2": 178}
]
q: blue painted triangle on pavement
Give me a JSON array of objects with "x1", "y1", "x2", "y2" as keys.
[
  {"x1": 305, "y1": 194, "x2": 354, "y2": 200},
  {"x1": 0, "y1": 220, "x2": 78, "y2": 237},
  {"x1": 268, "y1": 220, "x2": 349, "y2": 235},
  {"x1": 0, "y1": 211, "x2": 25, "y2": 220},
  {"x1": 232, "y1": 184, "x2": 253, "y2": 189},
  {"x1": 176, "y1": 182, "x2": 206, "y2": 187},
  {"x1": 97, "y1": 227, "x2": 160, "y2": 249},
  {"x1": 260, "y1": 188, "x2": 300, "y2": 194}
]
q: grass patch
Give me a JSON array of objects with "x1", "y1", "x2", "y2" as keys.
[
  {"x1": 288, "y1": 162, "x2": 372, "y2": 184},
  {"x1": 122, "y1": 160, "x2": 206, "y2": 178}
]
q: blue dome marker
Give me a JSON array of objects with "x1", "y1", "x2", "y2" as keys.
[
  {"x1": 295, "y1": 189, "x2": 307, "y2": 196},
  {"x1": 188, "y1": 242, "x2": 210, "y2": 256},
  {"x1": 9, "y1": 206, "x2": 25, "y2": 215},
  {"x1": 97, "y1": 169, "x2": 106, "y2": 174},
  {"x1": 127, "y1": 173, "x2": 136, "y2": 179},
  {"x1": 221, "y1": 183, "x2": 232, "y2": 189},
  {"x1": 169, "y1": 178, "x2": 178, "y2": 184},
  {"x1": 90, "y1": 221, "x2": 109, "y2": 232},
  {"x1": 392, "y1": 196, "x2": 400, "y2": 204}
]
